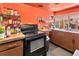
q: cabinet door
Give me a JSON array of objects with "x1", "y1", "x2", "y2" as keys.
[
  {"x1": 74, "y1": 34, "x2": 79, "y2": 51},
  {"x1": 53, "y1": 30, "x2": 63, "y2": 46},
  {"x1": 0, "y1": 40, "x2": 23, "y2": 52},
  {"x1": 61, "y1": 32, "x2": 74, "y2": 52},
  {"x1": 49, "y1": 30, "x2": 63, "y2": 46},
  {"x1": 0, "y1": 46, "x2": 23, "y2": 56},
  {"x1": 49, "y1": 30, "x2": 57, "y2": 43},
  {"x1": 49, "y1": 31, "x2": 54, "y2": 42},
  {"x1": 49, "y1": 30, "x2": 74, "y2": 52}
]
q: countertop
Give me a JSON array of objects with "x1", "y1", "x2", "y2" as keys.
[
  {"x1": 53, "y1": 28, "x2": 79, "y2": 34},
  {"x1": 0, "y1": 32, "x2": 25, "y2": 44},
  {"x1": 39, "y1": 29, "x2": 52, "y2": 32}
]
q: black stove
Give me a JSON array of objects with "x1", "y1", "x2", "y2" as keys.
[
  {"x1": 21, "y1": 24, "x2": 47, "y2": 56},
  {"x1": 25, "y1": 31, "x2": 45, "y2": 40}
]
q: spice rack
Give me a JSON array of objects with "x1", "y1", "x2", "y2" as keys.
[{"x1": 0, "y1": 7, "x2": 21, "y2": 38}]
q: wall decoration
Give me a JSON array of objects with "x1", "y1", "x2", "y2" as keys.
[{"x1": 37, "y1": 16, "x2": 43, "y2": 22}]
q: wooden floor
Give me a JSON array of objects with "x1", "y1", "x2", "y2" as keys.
[{"x1": 47, "y1": 42, "x2": 73, "y2": 56}]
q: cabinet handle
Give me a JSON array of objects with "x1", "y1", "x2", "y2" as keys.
[{"x1": 7, "y1": 44, "x2": 18, "y2": 49}]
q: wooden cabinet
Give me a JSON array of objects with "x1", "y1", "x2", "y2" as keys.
[
  {"x1": 74, "y1": 34, "x2": 79, "y2": 51},
  {"x1": 51, "y1": 30, "x2": 63, "y2": 46},
  {"x1": 0, "y1": 40, "x2": 23, "y2": 56},
  {"x1": 49, "y1": 30, "x2": 61, "y2": 45},
  {"x1": 49, "y1": 30, "x2": 54, "y2": 42},
  {"x1": 49, "y1": 30, "x2": 74, "y2": 52},
  {"x1": 60, "y1": 32, "x2": 74, "y2": 52},
  {"x1": 0, "y1": 46, "x2": 23, "y2": 56}
]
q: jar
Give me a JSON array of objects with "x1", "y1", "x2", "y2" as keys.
[
  {"x1": 10, "y1": 9, "x2": 14, "y2": 15},
  {"x1": 8, "y1": 19, "x2": 13, "y2": 24},
  {"x1": 14, "y1": 10, "x2": 18, "y2": 16}
]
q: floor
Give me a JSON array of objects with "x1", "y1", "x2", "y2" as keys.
[{"x1": 47, "y1": 42, "x2": 73, "y2": 56}]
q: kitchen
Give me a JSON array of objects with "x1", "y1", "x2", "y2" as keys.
[{"x1": 0, "y1": 3, "x2": 79, "y2": 56}]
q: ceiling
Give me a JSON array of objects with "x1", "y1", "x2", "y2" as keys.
[
  {"x1": 25, "y1": 3, "x2": 79, "y2": 11},
  {"x1": 49, "y1": 3, "x2": 79, "y2": 11},
  {"x1": 25, "y1": 3, "x2": 49, "y2": 7}
]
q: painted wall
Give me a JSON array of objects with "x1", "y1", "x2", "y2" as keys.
[
  {"x1": 54, "y1": 5, "x2": 79, "y2": 15},
  {"x1": 0, "y1": 3, "x2": 52, "y2": 24}
]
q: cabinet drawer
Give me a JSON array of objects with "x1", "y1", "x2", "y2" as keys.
[
  {"x1": 0, "y1": 46, "x2": 23, "y2": 56},
  {"x1": 0, "y1": 40, "x2": 23, "y2": 52}
]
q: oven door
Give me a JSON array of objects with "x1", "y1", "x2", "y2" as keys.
[
  {"x1": 30, "y1": 37, "x2": 45, "y2": 53},
  {"x1": 24, "y1": 35, "x2": 47, "y2": 56}
]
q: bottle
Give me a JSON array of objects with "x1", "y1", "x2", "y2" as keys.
[
  {"x1": 10, "y1": 9, "x2": 14, "y2": 15},
  {"x1": 8, "y1": 18, "x2": 13, "y2": 24},
  {"x1": 6, "y1": 18, "x2": 13, "y2": 36},
  {"x1": 6, "y1": 26, "x2": 11, "y2": 37},
  {"x1": 0, "y1": 16, "x2": 3, "y2": 22}
]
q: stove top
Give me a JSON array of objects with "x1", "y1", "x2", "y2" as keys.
[
  {"x1": 24, "y1": 31, "x2": 46, "y2": 41},
  {"x1": 25, "y1": 31, "x2": 45, "y2": 37}
]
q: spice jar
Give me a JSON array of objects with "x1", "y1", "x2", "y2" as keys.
[
  {"x1": 14, "y1": 10, "x2": 18, "y2": 16},
  {"x1": 10, "y1": 9, "x2": 14, "y2": 15}
]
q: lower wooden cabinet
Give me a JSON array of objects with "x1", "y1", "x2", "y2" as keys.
[
  {"x1": 0, "y1": 46, "x2": 23, "y2": 56},
  {"x1": 49, "y1": 31, "x2": 62, "y2": 45},
  {"x1": 60, "y1": 32, "x2": 74, "y2": 52},
  {"x1": 49, "y1": 30, "x2": 74, "y2": 52},
  {"x1": 0, "y1": 40, "x2": 23, "y2": 56},
  {"x1": 51, "y1": 30, "x2": 63, "y2": 46},
  {"x1": 74, "y1": 34, "x2": 79, "y2": 51}
]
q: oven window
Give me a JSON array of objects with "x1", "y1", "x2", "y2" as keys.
[{"x1": 30, "y1": 38, "x2": 44, "y2": 53}]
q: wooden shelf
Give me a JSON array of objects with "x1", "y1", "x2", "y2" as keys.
[{"x1": 0, "y1": 14, "x2": 20, "y2": 19}]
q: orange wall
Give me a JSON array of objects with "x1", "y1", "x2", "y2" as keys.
[
  {"x1": 0, "y1": 3, "x2": 52, "y2": 24},
  {"x1": 54, "y1": 5, "x2": 79, "y2": 15}
]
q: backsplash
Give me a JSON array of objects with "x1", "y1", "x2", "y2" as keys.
[{"x1": 53, "y1": 12, "x2": 79, "y2": 31}]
